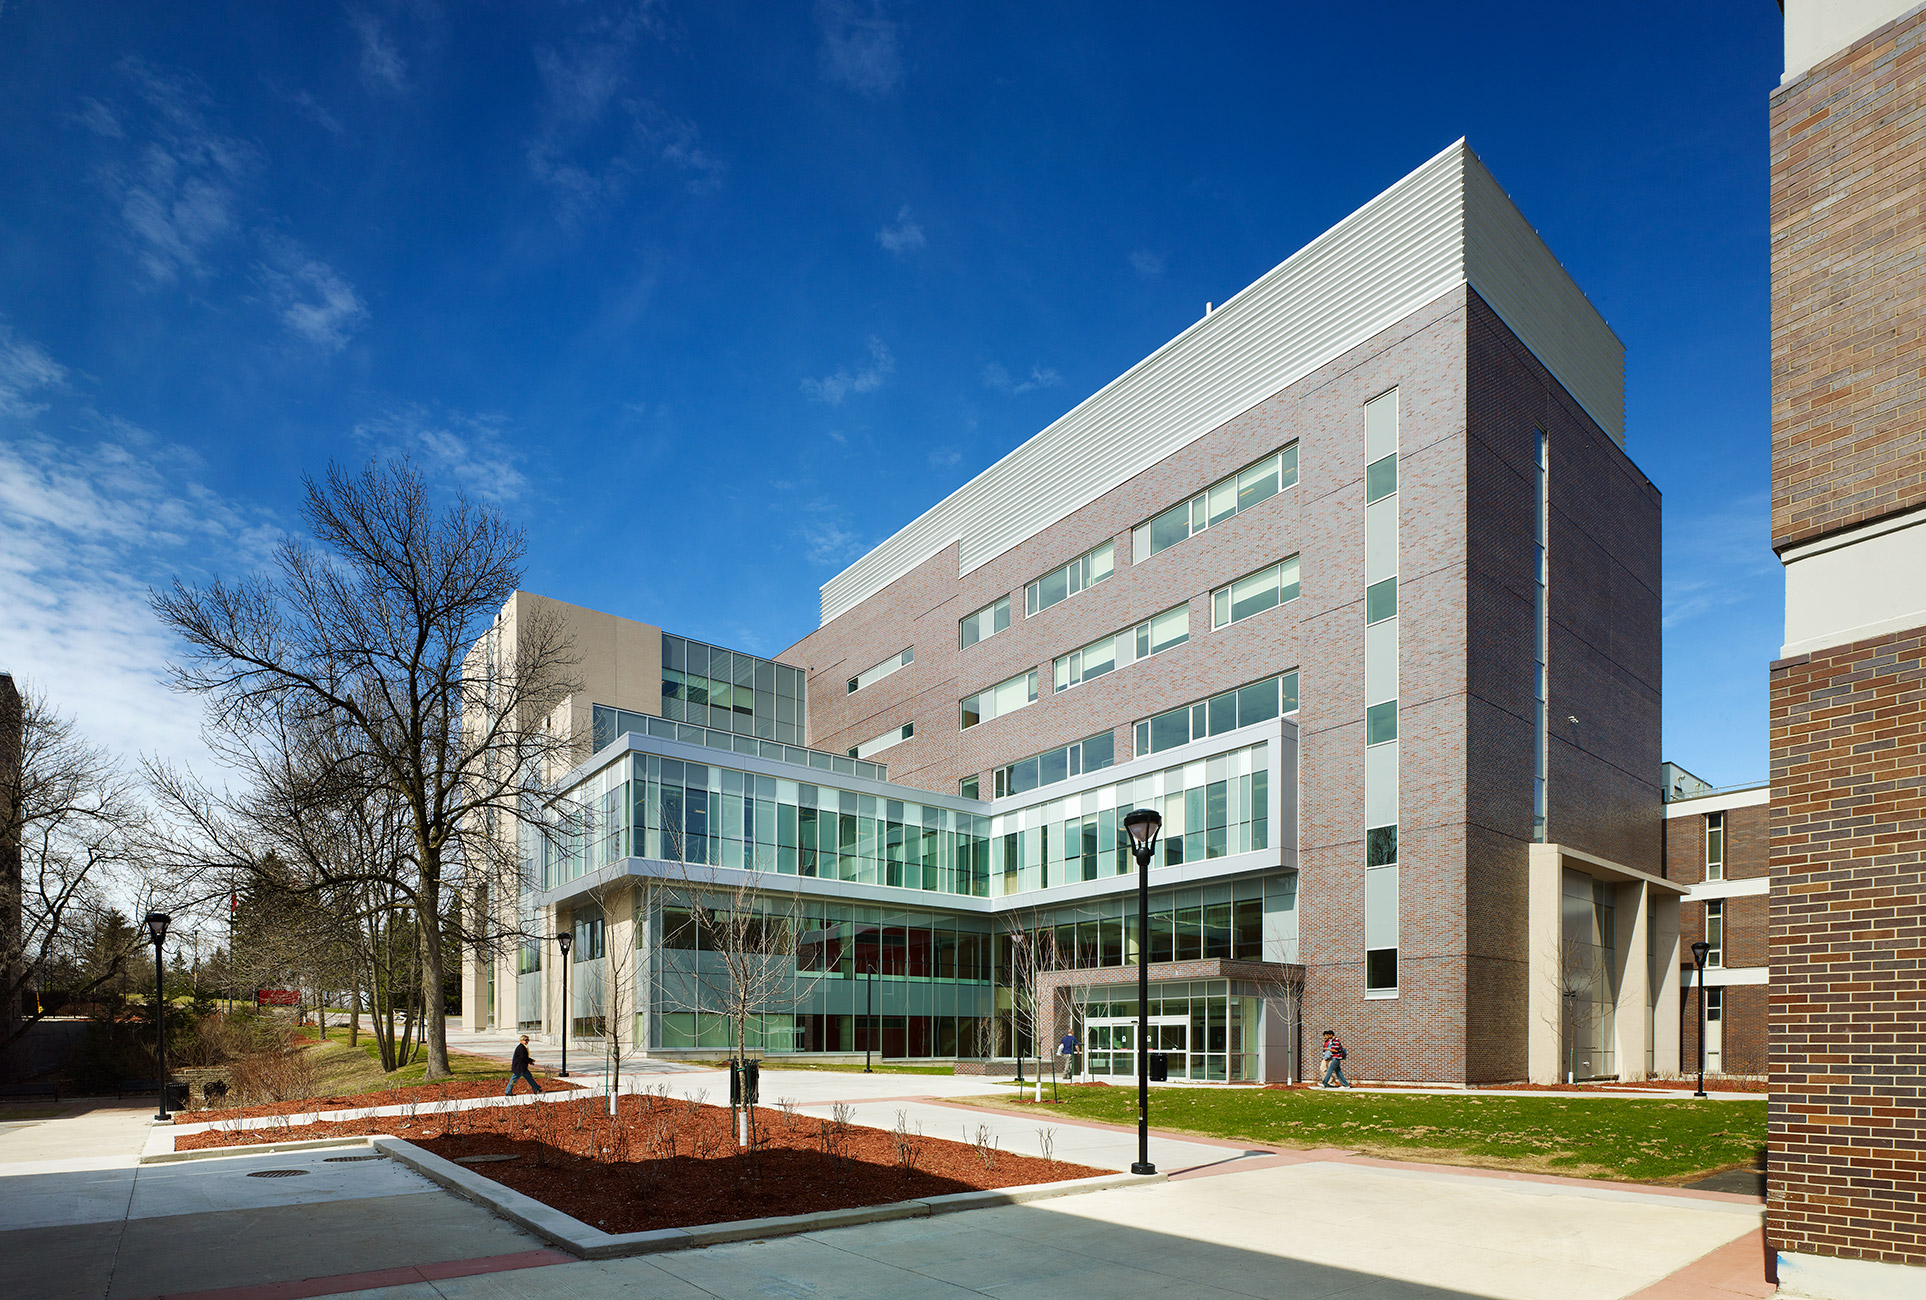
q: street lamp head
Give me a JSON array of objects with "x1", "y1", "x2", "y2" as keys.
[
  {"x1": 1122, "y1": 808, "x2": 1163, "y2": 852},
  {"x1": 556, "y1": 930, "x2": 573, "y2": 957},
  {"x1": 144, "y1": 911, "x2": 171, "y2": 946},
  {"x1": 1690, "y1": 939, "x2": 1710, "y2": 970}
]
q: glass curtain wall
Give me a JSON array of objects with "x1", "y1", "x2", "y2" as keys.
[
  {"x1": 1077, "y1": 980, "x2": 1261, "y2": 1082},
  {"x1": 991, "y1": 742, "x2": 1269, "y2": 894},
  {"x1": 660, "y1": 633, "x2": 806, "y2": 744}
]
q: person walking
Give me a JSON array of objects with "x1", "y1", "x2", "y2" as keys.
[
  {"x1": 1057, "y1": 1029, "x2": 1079, "y2": 1080},
  {"x1": 1320, "y1": 1029, "x2": 1353, "y2": 1088},
  {"x1": 505, "y1": 1035, "x2": 543, "y2": 1096}
]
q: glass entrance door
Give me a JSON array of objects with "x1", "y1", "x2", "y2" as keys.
[{"x1": 1085, "y1": 1016, "x2": 1187, "y2": 1079}]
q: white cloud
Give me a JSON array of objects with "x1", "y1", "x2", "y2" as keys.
[
  {"x1": 101, "y1": 59, "x2": 258, "y2": 285},
  {"x1": 927, "y1": 446, "x2": 961, "y2": 468},
  {"x1": 1130, "y1": 248, "x2": 1165, "y2": 280},
  {"x1": 794, "y1": 502, "x2": 863, "y2": 566},
  {"x1": 260, "y1": 239, "x2": 368, "y2": 351},
  {"x1": 0, "y1": 327, "x2": 67, "y2": 418},
  {"x1": 353, "y1": 404, "x2": 530, "y2": 505},
  {"x1": 350, "y1": 9, "x2": 409, "y2": 96},
  {"x1": 816, "y1": 0, "x2": 902, "y2": 97},
  {"x1": 1663, "y1": 492, "x2": 1775, "y2": 630},
  {"x1": 0, "y1": 331, "x2": 280, "y2": 776},
  {"x1": 72, "y1": 96, "x2": 124, "y2": 138},
  {"x1": 877, "y1": 204, "x2": 924, "y2": 254},
  {"x1": 802, "y1": 337, "x2": 894, "y2": 406},
  {"x1": 525, "y1": 5, "x2": 721, "y2": 218},
  {"x1": 982, "y1": 361, "x2": 1060, "y2": 396}
]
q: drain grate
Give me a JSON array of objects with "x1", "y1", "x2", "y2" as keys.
[
  {"x1": 246, "y1": 1169, "x2": 311, "y2": 1178},
  {"x1": 323, "y1": 1155, "x2": 381, "y2": 1163}
]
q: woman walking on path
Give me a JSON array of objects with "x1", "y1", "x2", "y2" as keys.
[{"x1": 1320, "y1": 1030, "x2": 1353, "y2": 1088}]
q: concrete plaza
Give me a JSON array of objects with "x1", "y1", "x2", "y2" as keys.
[{"x1": 0, "y1": 1062, "x2": 1771, "y2": 1300}]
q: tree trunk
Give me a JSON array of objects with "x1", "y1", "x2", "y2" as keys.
[
  {"x1": 416, "y1": 851, "x2": 452, "y2": 1080},
  {"x1": 348, "y1": 973, "x2": 360, "y2": 1048}
]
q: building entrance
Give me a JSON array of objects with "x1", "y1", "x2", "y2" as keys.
[{"x1": 1084, "y1": 1015, "x2": 1187, "y2": 1080}]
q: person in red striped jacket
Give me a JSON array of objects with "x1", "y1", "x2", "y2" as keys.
[{"x1": 1320, "y1": 1030, "x2": 1353, "y2": 1088}]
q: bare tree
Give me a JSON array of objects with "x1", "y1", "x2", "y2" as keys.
[
  {"x1": 149, "y1": 460, "x2": 581, "y2": 1078},
  {"x1": 1, "y1": 680, "x2": 156, "y2": 1069}
]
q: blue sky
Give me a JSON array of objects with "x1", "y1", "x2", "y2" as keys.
[{"x1": 0, "y1": 1, "x2": 1779, "y2": 786}]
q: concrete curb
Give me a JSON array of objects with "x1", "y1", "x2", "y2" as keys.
[
  {"x1": 139, "y1": 1134, "x2": 374, "y2": 1164},
  {"x1": 370, "y1": 1135, "x2": 1162, "y2": 1259}
]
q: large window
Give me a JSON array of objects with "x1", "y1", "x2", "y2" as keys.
[
  {"x1": 990, "y1": 741, "x2": 1271, "y2": 892},
  {"x1": 1212, "y1": 557, "x2": 1301, "y2": 629},
  {"x1": 1054, "y1": 604, "x2": 1190, "y2": 692},
  {"x1": 993, "y1": 730, "x2": 1115, "y2": 798},
  {"x1": 959, "y1": 596, "x2": 1011, "y2": 649},
  {"x1": 1705, "y1": 900, "x2": 1724, "y2": 968},
  {"x1": 1027, "y1": 541, "x2": 1115, "y2": 617},
  {"x1": 848, "y1": 721, "x2": 913, "y2": 760},
  {"x1": 960, "y1": 668, "x2": 1038, "y2": 730},
  {"x1": 660, "y1": 633, "x2": 806, "y2": 745},
  {"x1": 848, "y1": 647, "x2": 912, "y2": 695},
  {"x1": 1705, "y1": 812, "x2": 1725, "y2": 881},
  {"x1": 1133, "y1": 671, "x2": 1298, "y2": 757},
  {"x1": 1132, "y1": 445, "x2": 1299, "y2": 563}
]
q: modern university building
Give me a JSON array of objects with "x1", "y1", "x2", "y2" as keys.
[{"x1": 461, "y1": 140, "x2": 1682, "y2": 1086}]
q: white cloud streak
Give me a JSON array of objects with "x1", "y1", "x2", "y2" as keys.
[
  {"x1": 1663, "y1": 491, "x2": 1776, "y2": 630},
  {"x1": 259, "y1": 240, "x2": 369, "y2": 351},
  {"x1": 1130, "y1": 248, "x2": 1165, "y2": 280},
  {"x1": 0, "y1": 328, "x2": 280, "y2": 775},
  {"x1": 816, "y1": 0, "x2": 903, "y2": 97},
  {"x1": 350, "y1": 9, "x2": 410, "y2": 96},
  {"x1": 802, "y1": 337, "x2": 894, "y2": 405},
  {"x1": 353, "y1": 404, "x2": 531, "y2": 505},
  {"x1": 877, "y1": 204, "x2": 924, "y2": 254},
  {"x1": 982, "y1": 361, "x2": 1060, "y2": 396}
]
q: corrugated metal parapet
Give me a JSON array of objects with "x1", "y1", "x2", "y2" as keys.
[{"x1": 818, "y1": 139, "x2": 1623, "y2": 627}]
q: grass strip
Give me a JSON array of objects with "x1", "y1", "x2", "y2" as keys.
[{"x1": 967, "y1": 1086, "x2": 1765, "y2": 1184}]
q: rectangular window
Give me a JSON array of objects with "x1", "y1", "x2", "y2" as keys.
[
  {"x1": 847, "y1": 646, "x2": 913, "y2": 695},
  {"x1": 1364, "y1": 578, "x2": 1397, "y2": 625},
  {"x1": 1132, "y1": 671, "x2": 1298, "y2": 756},
  {"x1": 1026, "y1": 541, "x2": 1115, "y2": 616},
  {"x1": 1533, "y1": 429, "x2": 1549, "y2": 842},
  {"x1": 1705, "y1": 900, "x2": 1723, "y2": 968},
  {"x1": 1705, "y1": 812, "x2": 1725, "y2": 881},
  {"x1": 1705, "y1": 987, "x2": 1722, "y2": 1021},
  {"x1": 959, "y1": 775, "x2": 980, "y2": 800},
  {"x1": 848, "y1": 721, "x2": 913, "y2": 760},
  {"x1": 1131, "y1": 445, "x2": 1299, "y2": 562},
  {"x1": 1365, "y1": 701, "x2": 1397, "y2": 746},
  {"x1": 960, "y1": 668, "x2": 1038, "y2": 730},
  {"x1": 1054, "y1": 605, "x2": 1189, "y2": 692},
  {"x1": 1211, "y1": 556, "x2": 1301, "y2": 629},
  {"x1": 992, "y1": 730, "x2": 1114, "y2": 798},
  {"x1": 958, "y1": 596, "x2": 1011, "y2": 649},
  {"x1": 1365, "y1": 453, "x2": 1398, "y2": 503}
]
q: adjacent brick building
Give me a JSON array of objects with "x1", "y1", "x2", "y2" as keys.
[
  {"x1": 1661, "y1": 767, "x2": 1769, "y2": 1080},
  {"x1": 1768, "y1": 2, "x2": 1926, "y2": 1293}
]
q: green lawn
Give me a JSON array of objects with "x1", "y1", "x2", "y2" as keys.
[
  {"x1": 971, "y1": 1086, "x2": 1766, "y2": 1184},
  {"x1": 725, "y1": 1060, "x2": 956, "y2": 1076}
]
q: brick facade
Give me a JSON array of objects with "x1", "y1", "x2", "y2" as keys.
[
  {"x1": 1770, "y1": 5, "x2": 1926, "y2": 551},
  {"x1": 1770, "y1": 629, "x2": 1926, "y2": 1266},
  {"x1": 1665, "y1": 800, "x2": 1769, "y2": 1079},
  {"x1": 785, "y1": 286, "x2": 1661, "y2": 1085},
  {"x1": 1767, "y1": 1, "x2": 1926, "y2": 1276}
]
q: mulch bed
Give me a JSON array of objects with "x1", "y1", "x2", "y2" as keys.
[
  {"x1": 177, "y1": 1093, "x2": 1106, "y2": 1233},
  {"x1": 1472, "y1": 1079, "x2": 1769, "y2": 1095},
  {"x1": 179, "y1": 1075, "x2": 579, "y2": 1123}
]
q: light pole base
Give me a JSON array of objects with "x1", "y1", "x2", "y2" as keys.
[
  {"x1": 154, "y1": 1115, "x2": 173, "y2": 1125},
  {"x1": 1130, "y1": 1161, "x2": 1156, "y2": 1175},
  {"x1": 1693, "y1": 1090, "x2": 1707, "y2": 1098}
]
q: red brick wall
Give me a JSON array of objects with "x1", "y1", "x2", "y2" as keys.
[
  {"x1": 1771, "y1": 5, "x2": 1926, "y2": 551},
  {"x1": 1680, "y1": 983, "x2": 1767, "y2": 1079},
  {"x1": 1769, "y1": 628, "x2": 1926, "y2": 1266}
]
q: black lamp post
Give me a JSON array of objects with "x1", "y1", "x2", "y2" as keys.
[
  {"x1": 1690, "y1": 939, "x2": 1711, "y2": 1098},
  {"x1": 556, "y1": 929, "x2": 574, "y2": 1078},
  {"x1": 863, "y1": 957, "x2": 876, "y2": 1073},
  {"x1": 1122, "y1": 808, "x2": 1163, "y2": 1176},
  {"x1": 144, "y1": 911, "x2": 172, "y2": 1121}
]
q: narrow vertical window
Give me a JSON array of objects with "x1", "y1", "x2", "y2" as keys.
[
  {"x1": 1705, "y1": 900, "x2": 1724, "y2": 968},
  {"x1": 1704, "y1": 812, "x2": 1724, "y2": 881},
  {"x1": 1532, "y1": 430, "x2": 1549, "y2": 842},
  {"x1": 1362, "y1": 387, "x2": 1399, "y2": 995}
]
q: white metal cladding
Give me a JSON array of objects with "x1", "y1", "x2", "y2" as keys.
[{"x1": 818, "y1": 140, "x2": 1624, "y2": 627}]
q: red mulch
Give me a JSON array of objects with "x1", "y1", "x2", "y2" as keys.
[
  {"x1": 180, "y1": 1074, "x2": 579, "y2": 1123},
  {"x1": 177, "y1": 1093, "x2": 1105, "y2": 1234},
  {"x1": 1473, "y1": 1079, "x2": 1769, "y2": 1095}
]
